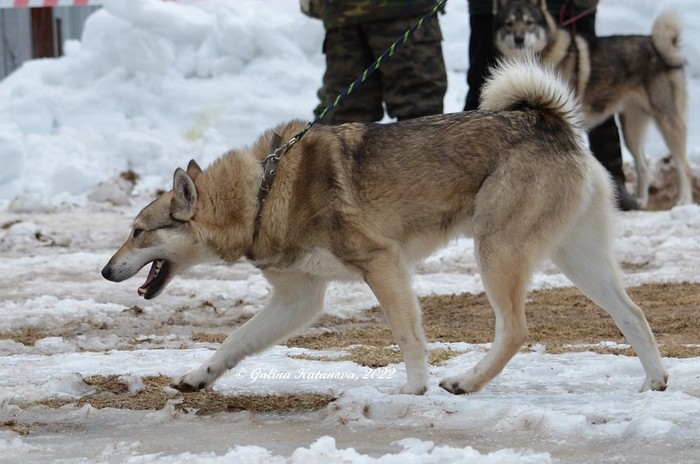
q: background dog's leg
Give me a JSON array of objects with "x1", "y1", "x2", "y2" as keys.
[
  {"x1": 171, "y1": 271, "x2": 327, "y2": 392},
  {"x1": 551, "y1": 193, "x2": 668, "y2": 391},
  {"x1": 619, "y1": 108, "x2": 650, "y2": 208},
  {"x1": 654, "y1": 113, "x2": 693, "y2": 205},
  {"x1": 439, "y1": 239, "x2": 531, "y2": 395},
  {"x1": 364, "y1": 249, "x2": 429, "y2": 395}
]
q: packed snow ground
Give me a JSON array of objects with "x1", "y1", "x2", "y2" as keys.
[
  {"x1": 0, "y1": 0, "x2": 699, "y2": 463},
  {"x1": 1, "y1": 203, "x2": 698, "y2": 463}
]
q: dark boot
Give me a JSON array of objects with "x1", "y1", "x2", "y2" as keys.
[{"x1": 588, "y1": 117, "x2": 639, "y2": 211}]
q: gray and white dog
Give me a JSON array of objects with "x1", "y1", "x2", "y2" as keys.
[{"x1": 495, "y1": 0, "x2": 692, "y2": 208}]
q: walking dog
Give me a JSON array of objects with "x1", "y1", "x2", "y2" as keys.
[{"x1": 102, "y1": 56, "x2": 668, "y2": 395}]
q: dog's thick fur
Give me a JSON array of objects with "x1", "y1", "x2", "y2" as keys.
[
  {"x1": 102, "y1": 56, "x2": 668, "y2": 396},
  {"x1": 495, "y1": 0, "x2": 692, "y2": 208}
]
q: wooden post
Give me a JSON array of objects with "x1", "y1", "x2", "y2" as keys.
[{"x1": 30, "y1": 7, "x2": 56, "y2": 59}]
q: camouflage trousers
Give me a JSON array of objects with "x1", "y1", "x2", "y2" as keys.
[{"x1": 319, "y1": 15, "x2": 447, "y2": 124}]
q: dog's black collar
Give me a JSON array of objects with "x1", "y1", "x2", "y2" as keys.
[
  {"x1": 252, "y1": 129, "x2": 306, "y2": 241},
  {"x1": 253, "y1": 133, "x2": 284, "y2": 241},
  {"x1": 253, "y1": 158, "x2": 277, "y2": 240}
]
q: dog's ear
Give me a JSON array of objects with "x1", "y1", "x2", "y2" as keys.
[
  {"x1": 186, "y1": 159, "x2": 202, "y2": 181},
  {"x1": 171, "y1": 168, "x2": 198, "y2": 221}
]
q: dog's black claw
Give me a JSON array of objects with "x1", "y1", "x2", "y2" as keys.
[
  {"x1": 451, "y1": 383, "x2": 468, "y2": 395},
  {"x1": 439, "y1": 380, "x2": 468, "y2": 395},
  {"x1": 171, "y1": 381, "x2": 200, "y2": 393},
  {"x1": 448, "y1": 381, "x2": 463, "y2": 393}
]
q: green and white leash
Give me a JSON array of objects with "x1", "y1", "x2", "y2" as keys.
[{"x1": 259, "y1": 0, "x2": 448, "y2": 195}]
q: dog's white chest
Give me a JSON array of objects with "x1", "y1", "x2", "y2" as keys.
[{"x1": 292, "y1": 248, "x2": 361, "y2": 282}]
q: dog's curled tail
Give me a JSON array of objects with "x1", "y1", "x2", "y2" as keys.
[
  {"x1": 479, "y1": 53, "x2": 584, "y2": 132},
  {"x1": 652, "y1": 11, "x2": 685, "y2": 67}
]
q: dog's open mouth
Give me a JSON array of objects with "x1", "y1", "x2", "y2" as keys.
[{"x1": 138, "y1": 259, "x2": 171, "y2": 299}]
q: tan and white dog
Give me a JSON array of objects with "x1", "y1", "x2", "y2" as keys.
[
  {"x1": 495, "y1": 0, "x2": 692, "y2": 208},
  {"x1": 102, "y1": 56, "x2": 668, "y2": 395}
]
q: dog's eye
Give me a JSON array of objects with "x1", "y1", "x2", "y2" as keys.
[
  {"x1": 506, "y1": 19, "x2": 515, "y2": 28},
  {"x1": 525, "y1": 19, "x2": 534, "y2": 26},
  {"x1": 133, "y1": 228, "x2": 144, "y2": 239}
]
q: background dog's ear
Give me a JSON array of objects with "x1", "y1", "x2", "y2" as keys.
[
  {"x1": 497, "y1": 0, "x2": 511, "y2": 11},
  {"x1": 186, "y1": 159, "x2": 202, "y2": 181},
  {"x1": 171, "y1": 168, "x2": 197, "y2": 221}
]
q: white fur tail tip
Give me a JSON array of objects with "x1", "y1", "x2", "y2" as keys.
[
  {"x1": 652, "y1": 11, "x2": 685, "y2": 67},
  {"x1": 479, "y1": 52, "x2": 584, "y2": 131}
]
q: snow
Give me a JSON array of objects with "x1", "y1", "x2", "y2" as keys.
[{"x1": 0, "y1": 0, "x2": 699, "y2": 463}]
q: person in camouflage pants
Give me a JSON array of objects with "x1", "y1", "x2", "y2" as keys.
[{"x1": 302, "y1": 0, "x2": 447, "y2": 124}]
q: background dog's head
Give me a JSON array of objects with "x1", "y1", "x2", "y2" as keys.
[{"x1": 495, "y1": 0, "x2": 550, "y2": 55}]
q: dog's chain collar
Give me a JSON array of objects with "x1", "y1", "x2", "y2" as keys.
[{"x1": 253, "y1": 133, "x2": 301, "y2": 240}]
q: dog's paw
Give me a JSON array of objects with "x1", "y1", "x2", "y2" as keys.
[
  {"x1": 170, "y1": 365, "x2": 221, "y2": 393},
  {"x1": 639, "y1": 373, "x2": 669, "y2": 393},
  {"x1": 637, "y1": 194, "x2": 649, "y2": 210},
  {"x1": 170, "y1": 377, "x2": 206, "y2": 393},
  {"x1": 392, "y1": 381, "x2": 428, "y2": 395},
  {"x1": 439, "y1": 375, "x2": 483, "y2": 395}
]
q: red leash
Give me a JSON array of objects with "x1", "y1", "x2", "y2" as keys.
[{"x1": 559, "y1": 0, "x2": 600, "y2": 32}]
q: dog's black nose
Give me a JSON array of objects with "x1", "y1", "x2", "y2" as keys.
[
  {"x1": 514, "y1": 34, "x2": 525, "y2": 47},
  {"x1": 101, "y1": 265, "x2": 112, "y2": 280}
]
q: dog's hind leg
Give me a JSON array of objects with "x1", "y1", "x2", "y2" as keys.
[
  {"x1": 654, "y1": 112, "x2": 693, "y2": 205},
  {"x1": 364, "y1": 248, "x2": 429, "y2": 395},
  {"x1": 171, "y1": 271, "x2": 327, "y2": 392},
  {"x1": 439, "y1": 156, "x2": 572, "y2": 395},
  {"x1": 551, "y1": 181, "x2": 668, "y2": 391},
  {"x1": 439, "y1": 237, "x2": 532, "y2": 394},
  {"x1": 619, "y1": 107, "x2": 651, "y2": 208}
]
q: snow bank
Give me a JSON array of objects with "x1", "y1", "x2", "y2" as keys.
[{"x1": 1, "y1": 0, "x2": 699, "y2": 200}]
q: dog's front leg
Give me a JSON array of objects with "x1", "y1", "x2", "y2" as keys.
[
  {"x1": 364, "y1": 249, "x2": 429, "y2": 395},
  {"x1": 172, "y1": 271, "x2": 327, "y2": 392}
]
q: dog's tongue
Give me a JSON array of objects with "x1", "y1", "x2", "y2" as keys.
[{"x1": 137, "y1": 262, "x2": 158, "y2": 296}]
